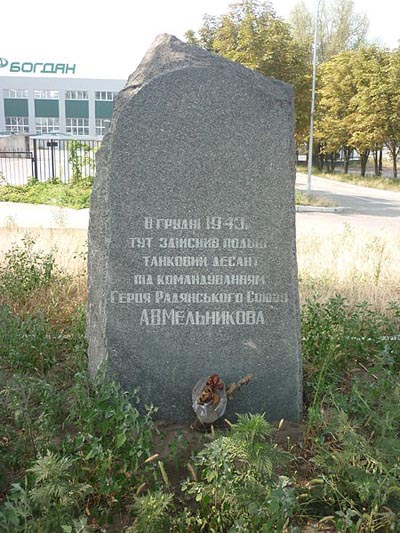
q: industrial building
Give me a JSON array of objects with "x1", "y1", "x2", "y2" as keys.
[{"x1": 0, "y1": 76, "x2": 125, "y2": 138}]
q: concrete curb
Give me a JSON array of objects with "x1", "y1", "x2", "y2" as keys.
[{"x1": 296, "y1": 205, "x2": 346, "y2": 213}]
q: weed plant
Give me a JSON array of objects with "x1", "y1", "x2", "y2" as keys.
[
  {"x1": 0, "y1": 239, "x2": 156, "y2": 531},
  {"x1": 300, "y1": 295, "x2": 400, "y2": 531},
  {"x1": 0, "y1": 238, "x2": 399, "y2": 531}
]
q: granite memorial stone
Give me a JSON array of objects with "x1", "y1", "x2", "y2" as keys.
[{"x1": 87, "y1": 34, "x2": 302, "y2": 422}]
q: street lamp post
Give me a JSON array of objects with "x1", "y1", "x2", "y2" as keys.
[{"x1": 307, "y1": 0, "x2": 322, "y2": 194}]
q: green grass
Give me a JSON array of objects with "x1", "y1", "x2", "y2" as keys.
[
  {"x1": 298, "y1": 167, "x2": 400, "y2": 192},
  {"x1": 1, "y1": 238, "x2": 399, "y2": 531},
  {"x1": 0, "y1": 179, "x2": 92, "y2": 209},
  {"x1": 0, "y1": 181, "x2": 338, "y2": 211}
]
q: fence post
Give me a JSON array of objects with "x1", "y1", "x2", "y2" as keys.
[{"x1": 32, "y1": 138, "x2": 38, "y2": 181}]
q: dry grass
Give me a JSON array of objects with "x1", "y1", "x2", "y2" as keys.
[
  {"x1": 0, "y1": 228, "x2": 87, "y2": 273},
  {"x1": 297, "y1": 226, "x2": 400, "y2": 311},
  {"x1": 1, "y1": 225, "x2": 398, "y2": 315},
  {"x1": 0, "y1": 228, "x2": 87, "y2": 324},
  {"x1": 2, "y1": 276, "x2": 87, "y2": 328},
  {"x1": 314, "y1": 172, "x2": 400, "y2": 192},
  {"x1": 295, "y1": 190, "x2": 337, "y2": 207}
]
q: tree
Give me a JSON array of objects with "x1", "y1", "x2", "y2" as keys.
[
  {"x1": 319, "y1": 0, "x2": 369, "y2": 62},
  {"x1": 289, "y1": 0, "x2": 369, "y2": 64},
  {"x1": 349, "y1": 47, "x2": 388, "y2": 176},
  {"x1": 185, "y1": 0, "x2": 311, "y2": 147},
  {"x1": 288, "y1": 0, "x2": 313, "y2": 62},
  {"x1": 315, "y1": 46, "x2": 400, "y2": 178},
  {"x1": 380, "y1": 50, "x2": 400, "y2": 177},
  {"x1": 314, "y1": 51, "x2": 357, "y2": 173}
]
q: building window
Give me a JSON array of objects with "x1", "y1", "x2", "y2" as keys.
[
  {"x1": 95, "y1": 118, "x2": 111, "y2": 136},
  {"x1": 95, "y1": 91, "x2": 117, "y2": 101},
  {"x1": 66, "y1": 118, "x2": 89, "y2": 135},
  {"x1": 5, "y1": 117, "x2": 29, "y2": 133},
  {"x1": 35, "y1": 117, "x2": 60, "y2": 134},
  {"x1": 3, "y1": 89, "x2": 28, "y2": 99},
  {"x1": 65, "y1": 90, "x2": 88, "y2": 100},
  {"x1": 34, "y1": 90, "x2": 59, "y2": 99}
]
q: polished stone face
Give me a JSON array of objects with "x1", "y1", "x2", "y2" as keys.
[{"x1": 87, "y1": 33, "x2": 302, "y2": 422}]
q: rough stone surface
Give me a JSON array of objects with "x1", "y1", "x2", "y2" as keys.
[{"x1": 87, "y1": 34, "x2": 302, "y2": 422}]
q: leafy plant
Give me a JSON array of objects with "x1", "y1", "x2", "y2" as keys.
[
  {"x1": 68, "y1": 140, "x2": 96, "y2": 184},
  {"x1": 128, "y1": 490, "x2": 174, "y2": 533},
  {"x1": 0, "y1": 306, "x2": 65, "y2": 373},
  {"x1": 0, "y1": 234, "x2": 58, "y2": 300},
  {"x1": 28, "y1": 451, "x2": 92, "y2": 509},
  {"x1": 302, "y1": 344, "x2": 400, "y2": 530},
  {"x1": 302, "y1": 296, "x2": 400, "y2": 410},
  {"x1": 179, "y1": 413, "x2": 297, "y2": 531},
  {"x1": 0, "y1": 452, "x2": 92, "y2": 532},
  {"x1": 1, "y1": 234, "x2": 399, "y2": 531},
  {"x1": 0, "y1": 479, "x2": 33, "y2": 532},
  {"x1": 62, "y1": 370, "x2": 157, "y2": 516}
]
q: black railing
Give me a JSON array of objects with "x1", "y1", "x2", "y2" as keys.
[{"x1": 0, "y1": 138, "x2": 102, "y2": 185}]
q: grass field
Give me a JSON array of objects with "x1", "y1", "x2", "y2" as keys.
[
  {"x1": 1, "y1": 225, "x2": 398, "y2": 310},
  {"x1": 297, "y1": 227, "x2": 400, "y2": 311},
  {"x1": 1, "y1": 227, "x2": 399, "y2": 531},
  {"x1": 297, "y1": 165, "x2": 400, "y2": 192}
]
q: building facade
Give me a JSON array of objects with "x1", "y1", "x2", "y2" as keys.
[{"x1": 0, "y1": 77, "x2": 125, "y2": 138}]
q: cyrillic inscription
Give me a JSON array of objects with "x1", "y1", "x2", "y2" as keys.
[{"x1": 112, "y1": 214, "x2": 288, "y2": 326}]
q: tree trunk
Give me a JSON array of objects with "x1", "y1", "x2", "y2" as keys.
[
  {"x1": 387, "y1": 143, "x2": 398, "y2": 178},
  {"x1": 360, "y1": 150, "x2": 370, "y2": 177},
  {"x1": 330, "y1": 152, "x2": 336, "y2": 172},
  {"x1": 373, "y1": 150, "x2": 380, "y2": 176},
  {"x1": 319, "y1": 153, "x2": 324, "y2": 171},
  {"x1": 325, "y1": 154, "x2": 330, "y2": 173},
  {"x1": 343, "y1": 146, "x2": 350, "y2": 174},
  {"x1": 374, "y1": 148, "x2": 382, "y2": 176},
  {"x1": 317, "y1": 143, "x2": 324, "y2": 171}
]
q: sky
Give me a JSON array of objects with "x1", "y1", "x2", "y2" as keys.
[{"x1": 1, "y1": 0, "x2": 399, "y2": 80}]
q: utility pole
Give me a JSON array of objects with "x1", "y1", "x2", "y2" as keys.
[{"x1": 307, "y1": 0, "x2": 322, "y2": 194}]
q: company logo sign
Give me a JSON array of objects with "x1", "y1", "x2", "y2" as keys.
[{"x1": 0, "y1": 57, "x2": 76, "y2": 75}]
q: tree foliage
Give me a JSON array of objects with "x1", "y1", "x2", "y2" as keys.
[
  {"x1": 319, "y1": 0, "x2": 369, "y2": 62},
  {"x1": 315, "y1": 46, "x2": 400, "y2": 177},
  {"x1": 187, "y1": 0, "x2": 400, "y2": 177},
  {"x1": 290, "y1": 0, "x2": 369, "y2": 64},
  {"x1": 314, "y1": 51, "x2": 356, "y2": 172},
  {"x1": 186, "y1": 0, "x2": 312, "y2": 146}
]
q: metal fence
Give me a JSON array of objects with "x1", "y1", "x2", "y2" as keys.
[{"x1": 0, "y1": 137, "x2": 102, "y2": 185}]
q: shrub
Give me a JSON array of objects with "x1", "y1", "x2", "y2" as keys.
[
  {"x1": 178, "y1": 413, "x2": 297, "y2": 531},
  {"x1": 0, "y1": 235, "x2": 57, "y2": 300}
]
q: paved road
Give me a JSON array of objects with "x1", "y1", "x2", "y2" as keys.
[
  {"x1": 296, "y1": 173, "x2": 400, "y2": 236},
  {"x1": 0, "y1": 174, "x2": 399, "y2": 236}
]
